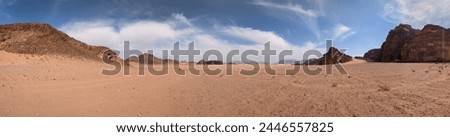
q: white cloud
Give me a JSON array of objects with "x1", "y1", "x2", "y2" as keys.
[
  {"x1": 168, "y1": 13, "x2": 192, "y2": 27},
  {"x1": 60, "y1": 20, "x2": 122, "y2": 50},
  {"x1": 59, "y1": 13, "x2": 322, "y2": 63},
  {"x1": 252, "y1": 0, "x2": 317, "y2": 18},
  {"x1": 251, "y1": 0, "x2": 324, "y2": 39},
  {"x1": 220, "y1": 26, "x2": 290, "y2": 48},
  {"x1": 119, "y1": 21, "x2": 198, "y2": 48},
  {"x1": 383, "y1": 0, "x2": 450, "y2": 28},
  {"x1": 332, "y1": 24, "x2": 356, "y2": 41}
]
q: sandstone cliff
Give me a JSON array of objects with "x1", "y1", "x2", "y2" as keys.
[{"x1": 364, "y1": 24, "x2": 450, "y2": 62}]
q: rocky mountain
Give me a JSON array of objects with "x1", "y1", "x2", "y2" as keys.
[
  {"x1": 364, "y1": 24, "x2": 450, "y2": 62},
  {"x1": 303, "y1": 47, "x2": 353, "y2": 65},
  {"x1": 0, "y1": 23, "x2": 118, "y2": 61}
]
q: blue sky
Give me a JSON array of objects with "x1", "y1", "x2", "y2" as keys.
[{"x1": 1, "y1": 0, "x2": 449, "y2": 61}]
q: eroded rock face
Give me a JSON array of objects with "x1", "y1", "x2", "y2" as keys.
[
  {"x1": 401, "y1": 24, "x2": 450, "y2": 62},
  {"x1": 364, "y1": 24, "x2": 450, "y2": 62},
  {"x1": 380, "y1": 24, "x2": 419, "y2": 62},
  {"x1": 363, "y1": 48, "x2": 382, "y2": 62}
]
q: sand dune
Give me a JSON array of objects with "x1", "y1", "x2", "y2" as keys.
[
  {"x1": 342, "y1": 58, "x2": 367, "y2": 65},
  {"x1": 0, "y1": 51, "x2": 449, "y2": 116}
]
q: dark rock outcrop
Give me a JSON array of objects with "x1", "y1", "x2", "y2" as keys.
[
  {"x1": 363, "y1": 48, "x2": 382, "y2": 62},
  {"x1": 125, "y1": 53, "x2": 178, "y2": 64},
  {"x1": 364, "y1": 24, "x2": 450, "y2": 62},
  {"x1": 302, "y1": 58, "x2": 320, "y2": 65},
  {"x1": 319, "y1": 47, "x2": 353, "y2": 65},
  {"x1": 197, "y1": 59, "x2": 223, "y2": 65},
  {"x1": 303, "y1": 47, "x2": 353, "y2": 65}
]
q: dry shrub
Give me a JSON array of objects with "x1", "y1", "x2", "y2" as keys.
[
  {"x1": 331, "y1": 83, "x2": 338, "y2": 88},
  {"x1": 378, "y1": 85, "x2": 390, "y2": 91}
]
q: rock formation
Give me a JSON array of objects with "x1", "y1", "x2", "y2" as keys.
[
  {"x1": 364, "y1": 24, "x2": 450, "y2": 62},
  {"x1": 380, "y1": 24, "x2": 419, "y2": 62},
  {"x1": 197, "y1": 59, "x2": 224, "y2": 65},
  {"x1": 303, "y1": 47, "x2": 353, "y2": 65},
  {"x1": 125, "y1": 53, "x2": 178, "y2": 65},
  {"x1": 0, "y1": 23, "x2": 118, "y2": 61},
  {"x1": 363, "y1": 48, "x2": 382, "y2": 62},
  {"x1": 319, "y1": 47, "x2": 353, "y2": 65},
  {"x1": 401, "y1": 24, "x2": 450, "y2": 62}
]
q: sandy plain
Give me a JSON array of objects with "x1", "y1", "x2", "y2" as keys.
[{"x1": 0, "y1": 51, "x2": 449, "y2": 116}]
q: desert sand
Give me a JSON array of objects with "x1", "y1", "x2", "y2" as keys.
[{"x1": 0, "y1": 51, "x2": 449, "y2": 117}]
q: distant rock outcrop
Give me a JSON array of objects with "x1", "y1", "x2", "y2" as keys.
[
  {"x1": 124, "y1": 56, "x2": 138, "y2": 65},
  {"x1": 124, "y1": 53, "x2": 178, "y2": 65},
  {"x1": 364, "y1": 24, "x2": 450, "y2": 62},
  {"x1": 319, "y1": 47, "x2": 353, "y2": 65},
  {"x1": 302, "y1": 58, "x2": 320, "y2": 65},
  {"x1": 0, "y1": 23, "x2": 118, "y2": 61},
  {"x1": 197, "y1": 59, "x2": 223, "y2": 65},
  {"x1": 303, "y1": 47, "x2": 353, "y2": 65}
]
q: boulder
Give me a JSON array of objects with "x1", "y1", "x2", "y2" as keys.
[{"x1": 363, "y1": 48, "x2": 382, "y2": 62}]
